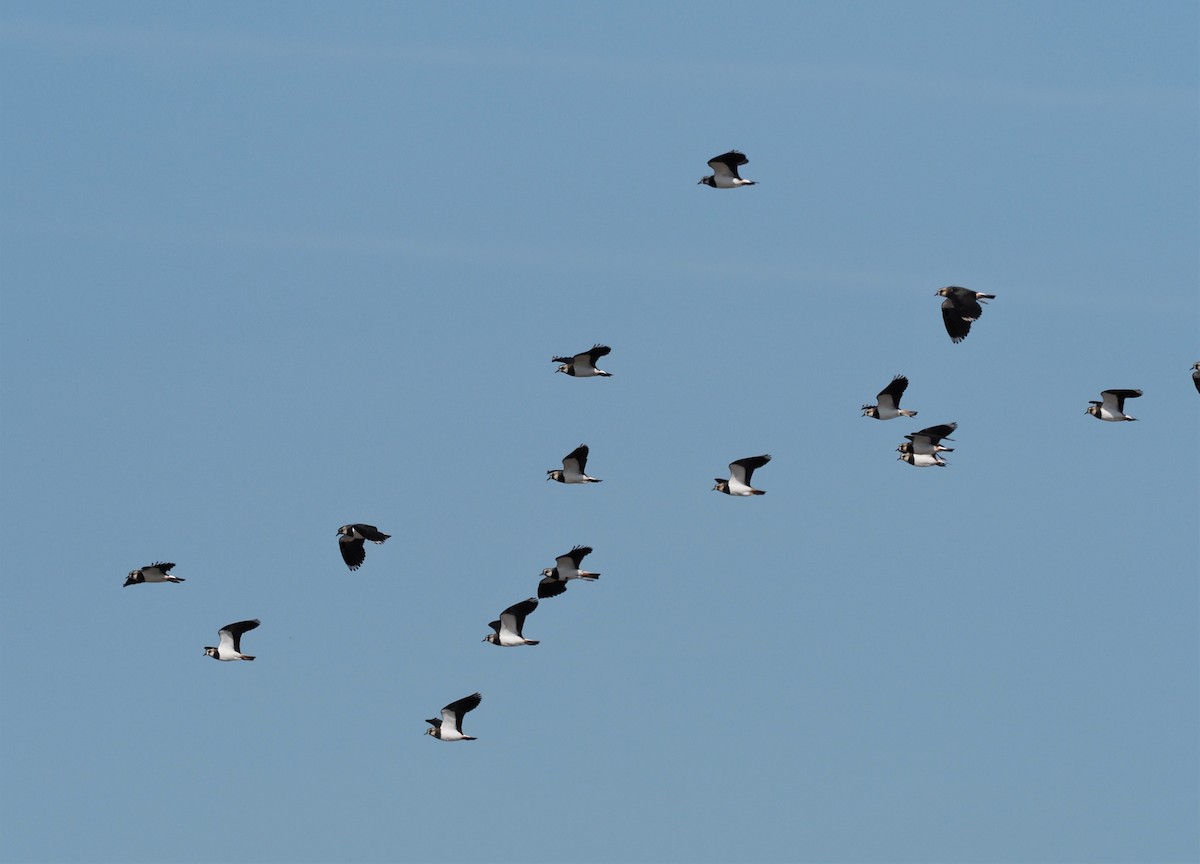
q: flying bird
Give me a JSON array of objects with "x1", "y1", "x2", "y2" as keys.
[
  {"x1": 547, "y1": 444, "x2": 601, "y2": 483},
  {"x1": 862, "y1": 375, "x2": 918, "y2": 420},
  {"x1": 553, "y1": 344, "x2": 612, "y2": 377},
  {"x1": 897, "y1": 446, "x2": 947, "y2": 468},
  {"x1": 425, "y1": 692, "x2": 482, "y2": 741},
  {"x1": 1085, "y1": 389, "x2": 1142, "y2": 422},
  {"x1": 698, "y1": 150, "x2": 756, "y2": 188},
  {"x1": 538, "y1": 545, "x2": 600, "y2": 599},
  {"x1": 1191, "y1": 363, "x2": 1199, "y2": 394},
  {"x1": 124, "y1": 562, "x2": 185, "y2": 587},
  {"x1": 204, "y1": 619, "x2": 260, "y2": 661},
  {"x1": 935, "y1": 286, "x2": 996, "y2": 343},
  {"x1": 713, "y1": 454, "x2": 772, "y2": 496},
  {"x1": 903, "y1": 422, "x2": 957, "y2": 455},
  {"x1": 337, "y1": 524, "x2": 391, "y2": 571},
  {"x1": 483, "y1": 598, "x2": 540, "y2": 646}
]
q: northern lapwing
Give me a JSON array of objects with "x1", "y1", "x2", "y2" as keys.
[
  {"x1": 936, "y1": 286, "x2": 996, "y2": 343},
  {"x1": 902, "y1": 422, "x2": 957, "y2": 455},
  {"x1": 425, "y1": 692, "x2": 482, "y2": 741},
  {"x1": 548, "y1": 444, "x2": 601, "y2": 483},
  {"x1": 124, "y1": 562, "x2": 185, "y2": 587},
  {"x1": 713, "y1": 454, "x2": 772, "y2": 496},
  {"x1": 1085, "y1": 389, "x2": 1142, "y2": 421},
  {"x1": 1191, "y1": 363, "x2": 1199, "y2": 394},
  {"x1": 337, "y1": 524, "x2": 390, "y2": 571},
  {"x1": 204, "y1": 619, "x2": 260, "y2": 661},
  {"x1": 483, "y1": 598, "x2": 540, "y2": 646},
  {"x1": 897, "y1": 446, "x2": 947, "y2": 467},
  {"x1": 553, "y1": 345, "x2": 612, "y2": 377},
  {"x1": 538, "y1": 546, "x2": 600, "y2": 599},
  {"x1": 698, "y1": 150, "x2": 756, "y2": 188},
  {"x1": 862, "y1": 375, "x2": 918, "y2": 420}
]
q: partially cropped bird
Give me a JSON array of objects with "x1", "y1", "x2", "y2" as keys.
[
  {"x1": 547, "y1": 444, "x2": 601, "y2": 483},
  {"x1": 862, "y1": 375, "x2": 918, "y2": 419},
  {"x1": 538, "y1": 546, "x2": 600, "y2": 599},
  {"x1": 1191, "y1": 363, "x2": 1199, "y2": 394},
  {"x1": 337, "y1": 524, "x2": 391, "y2": 571},
  {"x1": 713, "y1": 454, "x2": 772, "y2": 496},
  {"x1": 935, "y1": 286, "x2": 996, "y2": 343},
  {"x1": 425, "y1": 693, "x2": 482, "y2": 741},
  {"x1": 698, "y1": 150, "x2": 756, "y2": 188},
  {"x1": 1085, "y1": 389, "x2": 1142, "y2": 422},
  {"x1": 124, "y1": 562, "x2": 185, "y2": 587},
  {"x1": 553, "y1": 344, "x2": 612, "y2": 377},
  {"x1": 204, "y1": 619, "x2": 260, "y2": 661},
  {"x1": 482, "y1": 598, "x2": 540, "y2": 647}
]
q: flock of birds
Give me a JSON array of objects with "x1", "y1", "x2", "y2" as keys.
[{"x1": 120, "y1": 149, "x2": 1199, "y2": 742}]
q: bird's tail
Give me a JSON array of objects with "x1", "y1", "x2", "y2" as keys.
[
  {"x1": 168, "y1": 577, "x2": 187, "y2": 582},
  {"x1": 899, "y1": 410, "x2": 918, "y2": 417},
  {"x1": 751, "y1": 490, "x2": 766, "y2": 495},
  {"x1": 579, "y1": 572, "x2": 600, "y2": 580},
  {"x1": 241, "y1": 655, "x2": 256, "y2": 661},
  {"x1": 524, "y1": 640, "x2": 540, "y2": 646},
  {"x1": 979, "y1": 293, "x2": 996, "y2": 300}
]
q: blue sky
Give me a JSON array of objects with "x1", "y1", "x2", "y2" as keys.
[{"x1": 1, "y1": 3, "x2": 1197, "y2": 862}]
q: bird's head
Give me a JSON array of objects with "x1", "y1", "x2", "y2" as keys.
[
  {"x1": 861, "y1": 404, "x2": 876, "y2": 417},
  {"x1": 203, "y1": 647, "x2": 218, "y2": 659},
  {"x1": 336, "y1": 525, "x2": 351, "y2": 537},
  {"x1": 896, "y1": 442, "x2": 912, "y2": 454},
  {"x1": 555, "y1": 363, "x2": 569, "y2": 374},
  {"x1": 547, "y1": 470, "x2": 564, "y2": 482},
  {"x1": 540, "y1": 567, "x2": 555, "y2": 578},
  {"x1": 123, "y1": 571, "x2": 140, "y2": 587},
  {"x1": 712, "y1": 479, "x2": 728, "y2": 493},
  {"x1": 698, "y1": 175, "x2": 715, "y2": 186},
  {"x1": 482, "y1": 633, "x2": 498, "y2": 644},
  {"x1": 935, "y1": 287, "x2": 950, "y2": 298},
  {"x1": 424, "y1": 726, "x2": 436, "y2": 737}
]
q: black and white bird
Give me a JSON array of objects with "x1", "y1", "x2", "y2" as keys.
[
  {"x1": 204, "y1": 619, "x2": 260, "y2": 661},
  {"x1": 862, "y1": 375, "x2": 919, "y2": 420},
  {"x1": 698, "y1": 150, "x2": 756, "y2": 188},
  {"x1": 713, "y1": 454, "x2": 772, "y2": 496},
  {"x1": 337, "y1": 524, "x2": 391, "y2": 571},
  {"x1": 897, "y1": 446, "x2": 947, "y2": 468},
  {"x1": 538, "y1": 545, "x2": 600, "y2": 599},
  {"x1": 124, "y1": 562, "x2": 185, "y2": 587},
  {"x1": 482, "y1": 598, "x2": 540, "y2": 646},
  {"x1": 425, "y1": 692, "x2": 482, "y2": 742},
  {"x1": 902, "y1": 422, "x2": 957, "y2": 455},
  {"x1": 547, "y1": 444, "x2": 601, "y2": 483},
  {"x1": 1191, "y1": 363, "x2": 1199, "y2": 394},
  {"x1": 1085, "y1": 389, "x2": 1142, "y2": 421},
  {"x1": 935, "y1": 286, "x2": 996, "y2": 343},
  {"x1": 553, "y1": 344, "x2": 612, "y2": 377}
]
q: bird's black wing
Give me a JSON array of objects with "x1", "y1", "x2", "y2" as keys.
[
  {"x1": 878, "y1": 375, "x2": 908, "y2": 408},
  {"x1": 564, "y1": 444, "x2": 589, "y2": 473},
  {"x1": 585, "y1": 344, "x2": 611, "y2": 364},
  {"x1": 940, "y1": 302, "x2": 973, "y2": 342},
  {"x1": 537, "y1": 577, "x2": 567, "y2": 599},
  {"x1": 339, "y1": 536, "x2": 366, "y2": 570},
  {"x1": 566, "y1": 546, "x2": 593, "y2": 567},
  {"x1": 223, "y1": 619, "x2": 260, "y2": 653},
  {"x1": 444, "y1": 693, "x2": 482, "y2": 733},
  {"x1": 731, "y1": 454, "x2": 772, "y2": 485},
  {"x1": 913, "y1": 422, "x2": 957, "y2": 443}
]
